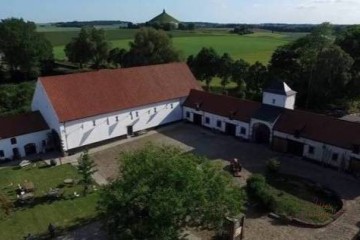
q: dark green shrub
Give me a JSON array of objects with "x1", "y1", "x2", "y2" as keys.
[{"x1": 266, "y1": 158, "x2": 280, "y2": 174}]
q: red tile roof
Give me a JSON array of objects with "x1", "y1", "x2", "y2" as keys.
[
  {"x1": 0, "y1": 111, "x2": 49, "y2": 139},
  {"x1": 274, "y1": 109, "x2": 360, "y2": 150},
  {"x1": 40, "y1": 63, "x2": 201, "y2": 122},
  {"x1": 183, "y1": 89, "x2": 261, "y2": 123}
]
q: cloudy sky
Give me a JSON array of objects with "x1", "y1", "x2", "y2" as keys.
[{"x1": 0, "y1": 0, "x2": 359, "y2": 24}]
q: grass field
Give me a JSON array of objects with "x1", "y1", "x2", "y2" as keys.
[
  {"x1": 0, "y1": 164, "x2": 99, "y2": 240},
  {"x1": 53, "y1": 32, "x2": 290, "y2": 64}
]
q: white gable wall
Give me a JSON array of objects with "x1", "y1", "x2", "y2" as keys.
[
  {"x1": 61, "y1": 98, "x2": 185, "y2": 151},
  {"x1": 0, "y1": 130, "x2": 49, "y2": 160},
  {"x1": 31, "y1": 81, "x2": 61, "y2": 134}
]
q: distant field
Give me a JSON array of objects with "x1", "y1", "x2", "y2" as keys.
[{"x1": 53, "y1": 32, "x2": 291, "y2": 64}]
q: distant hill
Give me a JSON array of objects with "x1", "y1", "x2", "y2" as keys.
[{"x1": 148, "y1": 10, "x2": 180, "y2": 24}]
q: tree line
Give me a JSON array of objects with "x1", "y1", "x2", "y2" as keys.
[
  {"x1": 187, "y1": 48, "x2": 268, "y2": 100},
  {"x1": 0, "y1": 18, "x2": 54, "y2": 82},
  {"x1": 64, "y1": 27, "x2": 181, "y2": 69}
]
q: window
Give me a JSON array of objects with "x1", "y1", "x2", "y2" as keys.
[
  {"x1": 332, "y1": 153, "x2": 339, "y2": 161},
  {"x1": 42, "y1": 140, "x2": 46, "y2": 147},
  {"x1": 0, "y1": 150, "x2": 4, "y2": 158},
  {"x1": 10, "y1": 138, "x2": 17, "y2": 145},
  {"x1": 272, "y1": 99, "x2": 276, "y2": 104},
  {"x1": 170, "y1": 103, "x2": 174, "y2": 109},
  {"x1": 240, "y1": 127, "x2": 246, "y2": 135},
  {"x1": 106, "y1": 118, "x2": 110, "y2": 125},
  {"x1": 115, "y1": 116, "x2": 119, "y2": 122},
  {"x1": 92, "y1": 120, "x2": 96, "y2": 126},
  {"x1": 205, "y1": 117, "x2": 210, "y2": 124},
  {"x1": 308, "y1": 146, "x2": 315, "y2": 154},
  {"x1": 136, "y1": 111, "x2": 139, "y2": 118},
  {"x1": 130, "y1": 112, "x2": 133, "y2": 120},
  {"x1": 154, "y1": 107, "x2": 157, "y2": 113},
  {"x1": 217, "y1": 120, "x2": 222, "y2": 128},
  {"x1": 186, "y1": 112, "x2": 190, "y2": 118}
]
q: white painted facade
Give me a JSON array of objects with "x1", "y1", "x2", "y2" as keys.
[
  {"x1": 31, "y1": 81, "x2": 61, "y2": 134},
  {"x1": 0, "y1": 130, "x2": 49, "y2": 160},
  {"x1": 273, "y1": 131, "x2": 358, "y2": 169},
  {"x1": 262, "y1": 92, "x2": 296, "y2": 110},
  {"x1": 183, "y1": 107, "x2": 251, "y2": 139},
  {"x1": 59, "y1": 98, "x2": 184, "y2": 151}
]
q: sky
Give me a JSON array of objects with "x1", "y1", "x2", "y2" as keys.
[{"x1": 0, "y1": 0, "x2": 359, "y2": 24}]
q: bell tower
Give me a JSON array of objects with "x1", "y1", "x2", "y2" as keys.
[{"x1": 262, "y1": 81, "x2": 297, "y2": 110}]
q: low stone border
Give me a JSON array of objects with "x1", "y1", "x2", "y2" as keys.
[{"x1": 268, "y1": 177, "x2": 346, "y2": 228}]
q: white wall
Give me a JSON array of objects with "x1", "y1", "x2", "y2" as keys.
[
  {"x1": 262, "y1": 92, "x2": 295, "y2": 110},
  {"x1": 31, "y1": 81, "x2": 61, "y2": 134},
  {"x1": 0, "y1": 130, "x2": 49, "y2": 160},
  {"x1": 274, "y1": 131, "x2": 352, "y2": 169},
  {"x1": 284, "y1": 95, "x2": 296, "y2": 110},
  {"x1": 61, "y1": 98, "x2": 185, "y2": 151},
  {"x1": 183, "y1": 107, "x2": 251, "y2": 139}
]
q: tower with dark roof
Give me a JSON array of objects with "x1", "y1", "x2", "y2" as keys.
[{"x1": 262, "y1": 81, "x2": 297, "y2": 110}]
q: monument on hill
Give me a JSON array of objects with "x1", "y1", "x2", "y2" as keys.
[{"x1": 147, "y1": 9, "x2": 180, "y2": 29}]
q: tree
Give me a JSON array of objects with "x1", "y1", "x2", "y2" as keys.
[
  {"x1": 0, "y1": 18, "x2": 54, "y2": 81},
  {"x1": 65, "y1": 28, "x2": 92, "y2": 68},
  {"x1": 246, "y1": 62, "x2": 268, "y2": 100},
  {"x1": 65, "y1": 27, "x2": 110, "y2": 69},
  {"x1": 218, "y1": 53, "x2": 234, "y2": 91},
  {"x1": 98, "y1": 145, "x2": 245, "y2": 239},
  {"x1": 77, "y1": 150, "x2": 97, "y2": 195},
  {"x1": 89, "y1": 28, "x2": 110, "y2": 69},
  {"x1": 231, "y1": 59, "x2": 250, "y2": 98},
  {"x1": 107, "y1": 48, "x2": 128, "y2": 67},
  {"x1": 123, "y1": 28, "x2": 181, "y2": 67},
  {"x1": 188, "y1": 47, "x2": 220, "y2": 91}
]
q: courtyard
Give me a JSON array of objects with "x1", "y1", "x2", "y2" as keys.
[{"x1": 88, "y1": 122, "x2": 360, "y2": 240}]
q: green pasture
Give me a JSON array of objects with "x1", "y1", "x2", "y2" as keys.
[{"x1": 54, "y1": 32, "x2": 290, "y2": 64}]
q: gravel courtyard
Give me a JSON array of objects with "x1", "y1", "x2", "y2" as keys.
[{"x1": 89, "y1": 123, "x2": 360, "y2": 240}]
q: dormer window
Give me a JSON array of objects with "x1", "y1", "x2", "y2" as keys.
[
  {"x1": 229, "y1": 111, "x2": 236, "y2": 120},
  {"x1": 272, "y1": 99, "x2": 276, "y2": 104},
  {"x1": 195, "y1": 103, "x2": 201, "y2": 111}
]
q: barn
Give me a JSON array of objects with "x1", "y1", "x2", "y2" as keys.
[{"x1": 31, "y1": 63, "x2": 201, "y2": 153}]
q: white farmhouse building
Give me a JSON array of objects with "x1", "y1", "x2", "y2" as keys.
[
  {"x1": 0, "y1": 112, "x2": 49, "y2": 160},
  {"x1": 183, "y1": 83, "x2": 360, "y2": 174},
  {"x1": 1, "y1": 62, "x2": 360, "y2": 175},
  {"x1": 31, "y1": 63, "x2": 201, "y2": 153}
]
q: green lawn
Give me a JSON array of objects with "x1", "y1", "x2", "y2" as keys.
[
  {"x1": 54, "y1": 33, "x2": 290, "y2": 64},
  {"x1": 0, "y1": 164, "x2": 99, "y2": 240}
]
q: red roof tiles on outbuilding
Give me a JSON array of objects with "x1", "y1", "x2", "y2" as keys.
[
  {"x1": 40, "y1": 63, "x2": 201, "y2": 122},
  {"x1": 183, "y1": 89, "x2": 261, "y2": 123},
  {"x1": 274, "y1": 109, "x2": 360, "y2": 150},
  {"x1": 0, "y1": 111, "x2": 49, "y2": 139}
]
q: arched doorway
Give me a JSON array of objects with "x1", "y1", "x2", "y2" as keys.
[
  {"x1": 24, "y1": 143, "x2": 37, "y2": 156},
  {"x1": 252, "y1": 123, "x2": 271, "y2": 144}
]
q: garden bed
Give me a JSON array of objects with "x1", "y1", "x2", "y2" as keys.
[{"x1": 247, "y1": 173, "x2": 343, "y2": 227}]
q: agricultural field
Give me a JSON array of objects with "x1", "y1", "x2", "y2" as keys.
[{"x1": 46, "y1": 28, "x2": 298, "y2": 64}]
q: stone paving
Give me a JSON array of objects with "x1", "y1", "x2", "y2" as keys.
[{"x1": 54, "y1": 123, "x2": 360, "y2": 240}]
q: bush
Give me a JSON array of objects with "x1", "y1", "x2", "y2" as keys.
[
  {"x1": 50, "y1": 159, "x2": 57, "y2": 167},
  {"x1": 266, "y1": 158, "x2": 280, "y2": 174},
  {"x1": 247, "y1": 174, "x2": 277, "y2": 210}
]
